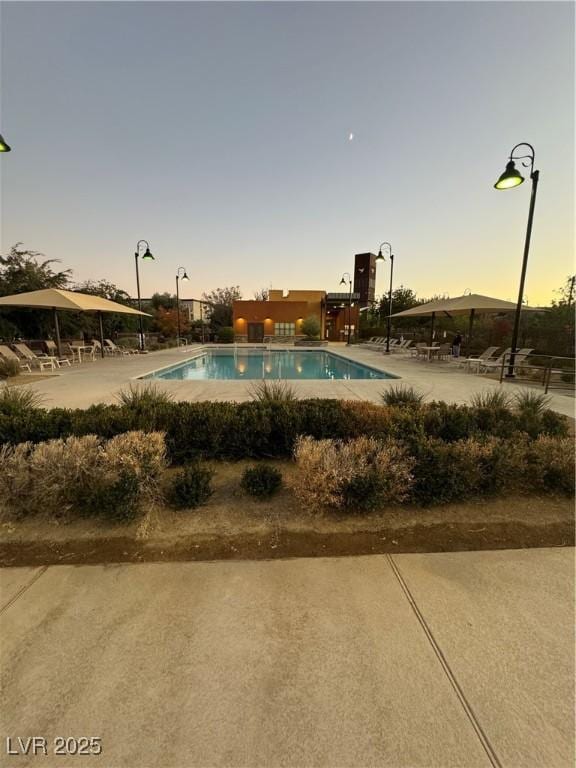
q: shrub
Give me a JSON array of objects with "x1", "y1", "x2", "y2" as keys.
[
  {"x1": 217, "y1": 327, "x2": 234, "y2": 343},
  {"x1": 115, "y1": 382, "x2": 174, "y2": 410},
  {"x1": 0, "y1": 359, "x2": 21, "y2": 379},
  {"x1": 523, "y1": 437, "x2": 575, "y2": 496},
  {"x1": 0, "y1": 431, "x2": 167, "y2": 521},
  {"x1": 168, "y1": 463, "x2": 214, "y2": 509},
  {"x1": 0, "y1": 386, "x2": 45, "y2": 416},
  {"x1": 513, "y1": 389, "x2": 551, "y2": 416},
  {"x1": 250, "y1": 380, "x2": 298, "y2": 402},
  {"x1": 240, "y1": 465, "x2": 283, "y2": 498},
  {"x1": 300, "y1": 315, "x2": 321, "y2": 339},
  {"x1": 470, "y1": 390, "x2": 512, "y2": 409},
  {"x1": 381, "y1": 385, "x2": 424, "y2": 407},
  {"x1": 293, "y1": 435, "x2": 414, "y2": 512}
]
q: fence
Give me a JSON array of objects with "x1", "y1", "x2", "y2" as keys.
[{"x1": 498, "y1": 353, "x2": 575, "y2": 394}]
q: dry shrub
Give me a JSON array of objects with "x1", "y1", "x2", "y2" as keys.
[
  {"x1": 524, "y1": 436, "x2": 575, "y2": 495},
  {"x1": 0, "y1": 442, "x2": 34, "y2": 516},
  {"x1": 0, "y1": 431, "x2": 167, "y2": 520},
  {"x1": 293, "y1": 435, "x2": 414, "y2": 512}
]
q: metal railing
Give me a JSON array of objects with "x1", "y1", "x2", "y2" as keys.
[{"x1": 498, "y1": 353, "x2": 575, "y2": 393}]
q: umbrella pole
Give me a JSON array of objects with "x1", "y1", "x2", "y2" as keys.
[
  {"x1": 53, "y1": 308, "x2": 62, "y2": 357},
  {"x1": 98, "y1": 312, "x2": 105, "y2": 358},
  {"x1": 467, "y1": 309, "x2": 475, "y2": 355},
  {"x1": 429, "y1": 312, "x2": 435, "y2": 345}
]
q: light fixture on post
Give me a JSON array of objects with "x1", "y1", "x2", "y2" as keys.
[
  {"x1": 340, "y1": 272, "x2": 353, "y2": 345},
  {"x1": 494, "y1": 143, "x2": 539, "y2": 377},
  {"x1": 376, "y1": 242, "x2": 395, "y2": 353},
  {"x1": 0, "y1": 134, "x2": 11, "y2": 152},
  {"x1": 134, "y1": 240, "x2": 154, "y2": 351},
  {"x1": 175, "y1": 266, "x2": 189, "y2": 347}
]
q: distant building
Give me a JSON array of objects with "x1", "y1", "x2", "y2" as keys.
[{"x1": 233, "y1": 288, "x2": 359, "y2": 342}]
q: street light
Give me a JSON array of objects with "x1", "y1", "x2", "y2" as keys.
[
  {"x1": 175, "y1": 266, "x2": 189, "y2": 346},
  {"x1": 376, "y1": 242, "x2": 395, "y2": 353},
  {"x1": 494, "y1": 142, "x2": 539, "y2": 377},
  {"x1": 134, "y1": 239, "x2": 154, "y2": 351},
  {"x1": 0, "y1": 134, "x2": 11, "y2": 152},
  {"x1": 340, "y1": 272, "x2": 353, "y2": 344}
]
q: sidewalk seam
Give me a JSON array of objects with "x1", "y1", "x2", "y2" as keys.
[
  {"x1": 386, "y1": 554, "x2": 503, "y2": 768},
  {"x1": 0, "y1": 566, "x2": 48, "y2": 614}
]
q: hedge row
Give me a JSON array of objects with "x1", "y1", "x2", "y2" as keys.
[{"x1": 0, "y1": 398, "x2": 568, "y2": 464}]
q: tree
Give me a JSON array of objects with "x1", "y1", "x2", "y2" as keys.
[
  {"x1": 202, "y1": 286, "x2": 242, "y2": 330},
  {"x1": 301, "y1": 315, "x2": 321, "y2": 339},
  {"x1": 153, "y1": 307, "x2": 190, "y2": 338},
  {"x1": 253, "y1": 288, "x2": 269, "y2": 301},
  {"x1": 0, "y1": 243, "x2": 72, "y2": 339},
  {"x1": 72, "y1": 279, "x2": 138, "y2": 339},
  {"x1": 149, "y1": 292, "x2": 176, "y2": 311}
]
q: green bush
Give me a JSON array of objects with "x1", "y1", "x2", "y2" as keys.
[
  {"x1": 240, "y1": 465, "x2": 283, "y2": 498},
  {"x1": 300, "y1": 315, "x2": 321, "y2": 339},
  {"x1": 0, "y1": 386, "x2": 45, "y2": 416},
  {"x1": 217, "y1": 327, "x2": 234, "y2": 343},
  {"x1": 0, "y1": 396, "x2": 569, "y2": 467},
  {"x1": 470, "y1": 390, "x2": 512, "y2": 409},
  {"x1": 168, "y1": 463, "x2": 214, "y2": 509},
  {"x1": 0, "y1": 359, "x2": 21, "y2": 379},
  {"x1": 250, "y1": 380, "x2": 298, "y2": 402},
  {"x1": 381, "y1": 385, "x2": 424, "y2": 407}
]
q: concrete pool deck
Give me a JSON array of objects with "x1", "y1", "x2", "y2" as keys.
[{"x1": 10, "y1": 342, "x2": 575, "y2": 415}]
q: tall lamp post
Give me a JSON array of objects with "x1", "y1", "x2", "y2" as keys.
[
  {"x1": 339, "y1": 273, "x2": 353, "y2": 344},
  {"x1": 375, "y1": 242, "x2": 395, "y2": 353},
  {"x1": 175, "y1": 266, "x2": 189, "y2": 346},
  {"x1": 134, "y1": 239, "x2": 154, "y2": 351},
  {"x1": 494, "y1": 142, "x2": 539, "y2": 378}
]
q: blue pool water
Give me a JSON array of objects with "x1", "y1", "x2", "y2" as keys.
[{"x1": 145, "y1": 350, "x2": 395, "y2": 381}]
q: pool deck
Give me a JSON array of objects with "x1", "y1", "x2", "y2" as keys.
[{"x1": 10, "y1": 342, "x2": 575, "y2": 416}]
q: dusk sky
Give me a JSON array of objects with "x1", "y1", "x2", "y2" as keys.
[{"x1": 1, "y1": 1, "x2": 573, "y2": 305}]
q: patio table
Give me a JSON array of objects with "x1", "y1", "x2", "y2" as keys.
[
  {"x1": 70, "y1": 345, "x2": 96, "y2": 363},
  {"x1": 419, "y1": 346, "x2": 442, "y2": 362}
]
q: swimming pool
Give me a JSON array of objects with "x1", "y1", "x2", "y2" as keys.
[{"x1": 143, "y1": 349, "x2": 396, "y2": 381}]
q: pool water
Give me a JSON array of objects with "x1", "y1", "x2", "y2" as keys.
[{"x1": 145, "y1": 350, "x2": 395, "y2": 381}]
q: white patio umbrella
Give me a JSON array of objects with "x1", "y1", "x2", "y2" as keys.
[{"x1": 0, "y1": 288, "x2": 151, "y2": 357}]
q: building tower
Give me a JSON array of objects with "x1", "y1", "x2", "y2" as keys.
[{"x1": 353, "y1": 253, "x2": 377, "y2": 308}]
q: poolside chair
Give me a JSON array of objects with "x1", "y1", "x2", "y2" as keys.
[
  {"x1": 410, "y1": 342, "x2": 427, "y2": 358},
  {"x1": 392, "y1": 340, "x2": 413, "y2": 353},
  {"x1": 478, "y1": 348, "x2": 533, "y2": 374},
  {"x1": 104, "y1": 339, "x2": 138, "y2": 355},
  {"x1": 12, "y1": 343, "x2": 57, "y2": 371},
  {"x1": 43, "y1": 340, "x2": 73, "y2": 367},
  {"x1": 0, "y1": 345, "x2": 32, "y2": 374},
  {"x1": 460, "y1": 346, "x2": 500, "y2": 372},
  {"x1": 434, "y1": 343, "x2": 453, "y2": 360}
]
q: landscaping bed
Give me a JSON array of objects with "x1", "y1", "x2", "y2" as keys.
[
  {"x1": 0, "y1": 386, "x2": 573, "y2": 567},
  {"x1": 0, "y1": 461, "x2": 573, "y2": 567}
]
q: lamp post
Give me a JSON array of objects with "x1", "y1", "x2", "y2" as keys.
[
  {"x1": 375, "y1": 242, "x2": 395, "y2": 353},
  {"x1": 134, "y1": 239, "x2": 154, "y2": 351},
  {"x1": 339, "y1": 273, "x2": 353, "y2": 344},
  {"x1": 494, "y1": 142, "x2": 539, "y2": 378},
  {"x1": 0, "y1": 134, "x2": 11, "y2": 152},
  {"x1": 175, "y1": 266, "x2": 189, "y2": 346}
]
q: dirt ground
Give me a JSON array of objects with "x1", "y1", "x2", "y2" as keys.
[{"x1": 0, "y1": 460, "x2": 573, "y2": 566}]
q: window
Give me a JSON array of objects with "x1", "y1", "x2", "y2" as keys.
[{"x1": 275, "y1": 322, "x2": 295, "y2": 336}]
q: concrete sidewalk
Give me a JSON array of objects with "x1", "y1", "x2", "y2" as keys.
[{"x1": 1, "y1": 548, "x2": 574, "y2": 767}]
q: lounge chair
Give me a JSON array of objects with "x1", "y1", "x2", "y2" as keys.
[
  {"x1": 43, "y1": 340, "x2": 73, "y2": 367},
  {"x1": 478, "y1": 348, "x2": 533, "y2": 374},
  {"x1": 392, "y1": 340, "x2": 413, "y2": 353},
  {"x1": 434, "y1": 343, "x2": 453, "y2": 360},
  {"x1": 12, "y1": 343, "x2": 57, "y2": 371},
  {"x1": 461, "y1": 346, "x2": 500, "y2": 372},
  {"x1": 104, "y1": 338, "x2": 138, "y2": 355},
  {"x1": 411, "y1": 342, "x2": 427, "y2": 358},
  {"x1": 0, "y1": 345, "x2": 32, "y2": 374}
]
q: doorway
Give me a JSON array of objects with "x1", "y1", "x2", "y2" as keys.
[{"x1": 247, "y1": 322, "x2": 264, "y2": 342}]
